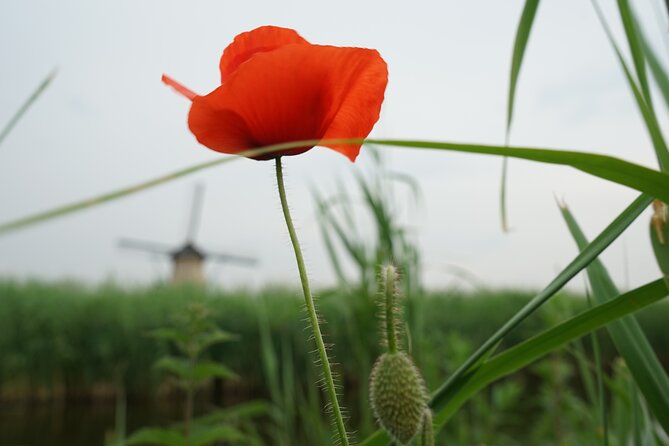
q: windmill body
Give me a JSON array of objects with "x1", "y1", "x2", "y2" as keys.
[
  {"x1": 119, "y1": 185, "x2": 257, "y2": 285},
  {"x1": 171, "y1": 243, "x2": 206, "y2": 285}
]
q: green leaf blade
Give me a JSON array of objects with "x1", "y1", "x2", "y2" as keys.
[
  {"x1": 559, "y1": 203, "x2": 669, "y2": 435},
  {"x1": 506, "y1": 0, "x2": 541, "y2": 132},
  {"x1": 4, "y1": 138, "x2": 669, "y2": 235},
  {"x1": 192, "y1": 361, "x2": 238, "y2": 383},
  {"x1": 503, "y1": 0, "x2": 541, "y2": 232},
  {"x1": 617, "y1": 0, "x2": 652, "y2": 105},
  {"x1": 592, "y1": 0, "x2": 669, "y2": 171},
  {"x1": 638, "y1": 20, "x2": 669, "y2": 115},
  {"x1": 125, "y1": 428, "x2": 186, "y2": 446},
  {"x1": 366, "y1": 140, "x2": 669, "y2": 203}
]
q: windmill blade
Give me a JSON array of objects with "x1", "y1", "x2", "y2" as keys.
[
  {"x1": 206, "y1": 251, "x2": 258, "y2": 266},
  {"x1": 118, "y1": 238, "x2": 173, "y2": 256},
  {"x1": 186, "y1": 183, "x2": 205, "y2": 242}
]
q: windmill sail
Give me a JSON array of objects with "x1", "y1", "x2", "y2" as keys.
[
  {"x1": 186, "y1": 183, "x2": 204, "y2": 243},
  {"x1": 118, "y1": 238, "x2": 173, "y2": 255},
  {"x1": 118, "y1": 183, "x2": 257, "y2": 285}
]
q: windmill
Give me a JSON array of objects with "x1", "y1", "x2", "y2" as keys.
[{"x1": 119, "y1": 184, "x2": 257, "y2": 285}]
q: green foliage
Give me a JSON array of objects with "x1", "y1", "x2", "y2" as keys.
[
  {"x1": 314, "y1": 148, "x2": 422, "y2": 298},
  {"x1": 3, "y1": 281, "x2": 669, "y2": 444},
  {"x1": 124, "y1": 303, "x2": 260, "y2": 446},
  {"x1": 560, "y1": 203, "x2": 669, "y2": 434},
  {"x1": 501, "y1": 0, "x2": 541, "y2": 230},
  {"x1": 591, "y1": 0, "x2": 669, "y2": 172},
  {"x1": 361, "y1": 279, "x2": 669, "y2": 446},
  {"x1": 125, "y1": 425, "x2": 245, "y2": 446}
]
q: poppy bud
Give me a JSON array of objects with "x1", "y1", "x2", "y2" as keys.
[{"x1": 369, "y1": 351, "x2": 428, "y2": 445}]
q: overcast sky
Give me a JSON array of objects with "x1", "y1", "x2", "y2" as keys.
[{"x1": 1, "y1": 0, "x2": 668, "y2": 292}]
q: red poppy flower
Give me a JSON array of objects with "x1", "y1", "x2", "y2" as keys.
[{"x1": 163, "y1": 26, "x2": 388, "y2": 162}]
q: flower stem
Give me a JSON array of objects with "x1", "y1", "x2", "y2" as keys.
[
  {"x1": 275, "y1": 157, "x2": 350, "y2": 446},
  {"x1": 384, "y1": 265, "x2": 398, "y2": 354}
]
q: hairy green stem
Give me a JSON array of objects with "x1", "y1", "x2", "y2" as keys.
[
  {"x1": 384, "y1": 266, "x2": 398, "y2": 354},
  {"x1": 275, "y1": 157, "x2": 350, "y2": 446}
]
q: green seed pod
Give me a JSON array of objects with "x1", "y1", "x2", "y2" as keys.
[
  {"x1": 420, "y1": 408, "x2": 434, "y2": 446},
  {"x1": 369, "y1": 352, "x2": 428, "y2": 445}
]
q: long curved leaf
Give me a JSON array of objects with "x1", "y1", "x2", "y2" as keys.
[
  {"x1": 366, "y1": 139, "x2": 669, "y2": 202},
  {"x1": 3, "y1": 138, "x2": 669, "y2": 236},
  {"x1": 0, "y1": 145, "x2": 276, "y2": 235}
]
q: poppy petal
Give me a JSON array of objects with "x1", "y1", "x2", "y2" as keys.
[
  {"x1": 219, "y1": 26, "x2": 308, "y2": 82},
  {"x1": 161, "y1": 74, "x2": 197, "y2": 101},
  {"x1": 190, "y1": 43, "x2": 387, "y2": 161},
  {"x1": 188, "y1": 99, "x2": 257, "y2": 155},
  {"x1": 320, "y1": 48, "x2": 388, "y2": 161}
]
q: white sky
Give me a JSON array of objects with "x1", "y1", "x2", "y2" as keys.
[{"x1": 0, "y1": 0, "x2": 668, "y2": 291}]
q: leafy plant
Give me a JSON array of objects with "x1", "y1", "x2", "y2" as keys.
[{"x1": 125, "y1": 303, "x2": 263, "y2": 446}]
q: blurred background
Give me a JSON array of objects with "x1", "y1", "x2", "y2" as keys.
[{"x1": 2, "y1": 1, "x2": 669, "y2": 445}]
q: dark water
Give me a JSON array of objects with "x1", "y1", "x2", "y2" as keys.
[{"x1": 1, "y1": 400, "x2": 184, "y2": 446}]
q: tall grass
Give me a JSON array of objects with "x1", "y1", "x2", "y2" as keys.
[
  {"x1": 3, "y1": 280, "x2": 669, "y2": 444},
  {"x1": 1, "y1": 280, "x2": 669, "y2": 398}
]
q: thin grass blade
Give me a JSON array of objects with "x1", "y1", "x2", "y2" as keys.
[
  {"x1": 617, "y1": 0, "x2": 653, "y2": 105},
  {"x1": 313, "y1": 190, "x2": 348, "y2": 285},
  {"x1": 592, "y1": 0, "x2": 669, "y2": 171},
  {"x1": 502, "y1": 0, "x2": 541, "y2": 231},
  {"x1": 0, "y1": 68, "x2": 57, "y2": 148},
  {"x1": 506, "y1": 0, "x2": 541, "y2": 133},
  {"x1": 638, "y1": 19, "x2": 669, "y2": 113}
]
